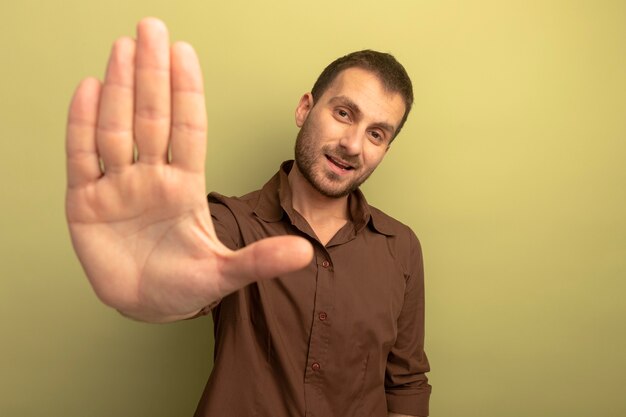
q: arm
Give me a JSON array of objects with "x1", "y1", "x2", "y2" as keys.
[
  {"x1": 385, "y1": 230, "x2": 431, "y2": 416},
  {"x1": 66, "y1": 18, "x2": 312, "y2": 323}
]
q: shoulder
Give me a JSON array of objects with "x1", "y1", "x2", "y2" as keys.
[
  {"x1": 208, "y1": 190, "x2": 262, "y2": 218},
  {"x1": 368, "y1": 204, "x2": 423, "y2": 271},
  {"x1": 368, "y1": 205, "x2": 420, "y2": 244},
  {"x1": 207, "y1": 190, "x2": 262, "y2": 250}
]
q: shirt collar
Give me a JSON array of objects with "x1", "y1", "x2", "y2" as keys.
[{"x1": 253, "y1": 160, "x2": 396, "y2": 236}]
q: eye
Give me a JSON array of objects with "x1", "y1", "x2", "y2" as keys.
[
  {"x1": 335, "y1": 108, "x2": 350, "y2": 120},
  {"x1": 369, "y1": 130, "x2": 385, "y2": 143}
]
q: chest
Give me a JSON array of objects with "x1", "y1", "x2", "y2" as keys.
[
  {"x1": 308, "y1": 218, "x2": 348, "y2": 246},
  {"x1": 258, "y1": 232, "x2": 407, "y2": 350}
]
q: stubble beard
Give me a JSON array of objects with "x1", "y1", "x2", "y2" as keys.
[{"x1": 294, "y1": 120, "x2": 374, "y2": 199}]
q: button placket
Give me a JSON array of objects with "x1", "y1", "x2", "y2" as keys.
[{"x1": 304, "y1": 250, "x2": 334, "y2": 414}]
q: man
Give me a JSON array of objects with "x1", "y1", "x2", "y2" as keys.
[{"x1": 66, "y1": 18, "x2": 431, "y2": 417}]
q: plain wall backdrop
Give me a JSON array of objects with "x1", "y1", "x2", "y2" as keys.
[{"x1": 1, "y1": 1, "x2": 625, "y2": 416}]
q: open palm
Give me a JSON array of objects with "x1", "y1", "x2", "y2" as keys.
[{"x1": 66, "y1": 18, "x2": 312, "y2": 322}]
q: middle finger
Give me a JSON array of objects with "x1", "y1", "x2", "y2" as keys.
[{"x1": 134, "y1": 18, "x2": 171, "y2": 164}]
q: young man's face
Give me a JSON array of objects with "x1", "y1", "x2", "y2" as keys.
[{"x1": 294, "y1": 67, "x2": 406, "y2": 198}]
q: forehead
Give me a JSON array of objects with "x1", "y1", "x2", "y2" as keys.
[{"x1": 318, "y1": 67, "x2": 406, "y2": 127}]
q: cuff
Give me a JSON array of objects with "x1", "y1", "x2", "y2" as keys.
[{"x1": 386, "y1": 388, "x2": 431, "y2": 416}]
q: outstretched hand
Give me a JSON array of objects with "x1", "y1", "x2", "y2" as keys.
[{"x1": 66, "y1": 18, "x2": 313, "y2": 322}]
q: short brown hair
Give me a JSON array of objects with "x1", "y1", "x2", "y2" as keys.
[{"x1": 311, "y1": 50, "x2": 414, "y2": 139}]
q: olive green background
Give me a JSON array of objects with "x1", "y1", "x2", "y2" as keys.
[{"x1": 1, "y1": 1, "x2": 624, "y2": 416}]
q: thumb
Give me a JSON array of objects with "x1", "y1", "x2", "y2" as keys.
[{"x1": 218, "y1": 235, "x2": 314, "y2": 294}]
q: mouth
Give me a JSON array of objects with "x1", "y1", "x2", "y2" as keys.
[{"x1": 325, "y1": 155, "x2": 355, "y2": 171}]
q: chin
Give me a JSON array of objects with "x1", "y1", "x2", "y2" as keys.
[{"x1": 313, "y1": 177, "x2": 356, "y2": 199}]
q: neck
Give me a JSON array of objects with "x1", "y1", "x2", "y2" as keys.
[{"x1": 288, "y1": 163, "x2": 350, "y2": 226}]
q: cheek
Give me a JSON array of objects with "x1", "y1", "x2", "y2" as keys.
[
  {"x1": 317, "y1": 113, "x2": 348, "y2": 137},
  {"x1": 362, "y1": 146, "x2": 388, "y2": 169}
]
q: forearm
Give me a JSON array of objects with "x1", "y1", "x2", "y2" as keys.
[
  {"x1": 388, "y1": 413, "x2": 423, "y2": 417},
  {"x1": 117, "y1": 308, "x2": 201, "y2": 324}
]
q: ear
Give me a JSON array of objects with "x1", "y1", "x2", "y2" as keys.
[{"x1": 295, "y1": 93, "x2": 314, "y2": 128}]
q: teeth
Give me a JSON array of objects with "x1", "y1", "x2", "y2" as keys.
[{"x1": 329, "y1": 156, "x2": 351, "y2": 170}]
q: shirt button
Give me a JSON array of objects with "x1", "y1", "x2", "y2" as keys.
[
  {"x1": 321, "y1": 260, "x2": 330, "y2": 268},
  {"x1": 311, "y1": 362, "x2": 321, "y2": 371},
  {"x1": 318, "y1": 312, "x2": 327, "y2": 321}
]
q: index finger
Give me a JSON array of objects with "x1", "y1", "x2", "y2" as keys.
[{"x1": 169, "y1": 41, "x2": 207, "y2": 172}]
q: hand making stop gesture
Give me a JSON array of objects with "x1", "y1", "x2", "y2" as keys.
[{"x1": 65, "y1": 18, "x2": 313, "y2": 322}]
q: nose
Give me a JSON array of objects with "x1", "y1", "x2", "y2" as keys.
[{"x1": 338, "y1": 126, "x2": 363, "y2": 156}]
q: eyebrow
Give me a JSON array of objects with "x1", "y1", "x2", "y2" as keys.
[{"x1": 328, "y1": 95, "x2": 397, "y2": 136}]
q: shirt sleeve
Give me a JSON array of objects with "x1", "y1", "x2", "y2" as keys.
[
  {"x1": 208, "y1": 193, "x2": 242, "y2": 251},
  {"x1": 188, "y1": 194, "x2": 243, "y2": 318},
  {"x1": 385, "y1": 229, "x2": 432, "y2": 416}
]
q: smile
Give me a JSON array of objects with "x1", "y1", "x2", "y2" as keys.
[{"x1": 325, "y1": 155, "x2": 354, "y2": 171}]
